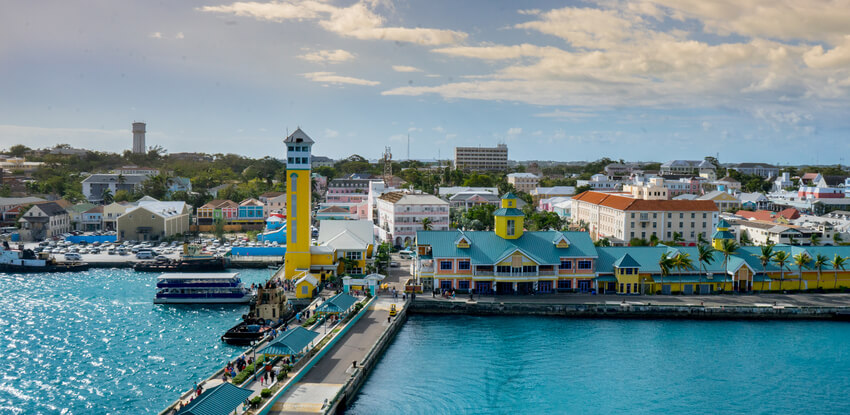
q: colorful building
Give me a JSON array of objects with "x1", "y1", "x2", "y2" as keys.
[{"x1": 415, "y1": 194, "x2": 850, "y2": 295}]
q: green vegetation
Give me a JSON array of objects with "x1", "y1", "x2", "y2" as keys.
[
  {"x1": 300, "y1": 315, "x2": 318, "y2": 328},
  {"x1": 260, "y1": 389, "x2": 272, "y2": 398},
  {"x1": 232, "y1": 355, "x2": 265, "y2": 385}
]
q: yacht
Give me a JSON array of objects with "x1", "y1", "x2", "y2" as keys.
[{"x1": 153, "y1": 273, "x2": 253, "y2": 304}]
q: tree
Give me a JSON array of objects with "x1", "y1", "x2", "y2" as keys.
[
  {"x1": 753, "y1": 245, "x2": 775, "y2": 293},
  {"x1": 629, "y1": 238, "x2": 649, "y2": 247},
  {"x1": 739, "y1": 230, "x2": 752, "y2": 246},
  {"x1": 772, "y1": 251, "x2": 791, "y2": 291},
  {"x1": 672, "y1": 232, "x2": 684, "y2": 245},
  {"x1": 697, "y1": 245, "x2": 717, "y2": 289},
  {"x1": 114, "y1": 189, "x2": 133, "y2": 203},
  {"x1": 101, "y1": 187, "x2": 114, "y2": 204},
  {"x1": 421, "y1": 217, "x2": 432, "y2": 231},
  {"x1": 649, "y1": 234, "x2": 660, "y2": 247},
  {"x1": 792, "y1": 252, "x2": 811, "y2": 291},
  {"x1": 658, "y1": 253, "x2": 674, "y2": 294},
  {"x1": 594, "y1": 238, "x2": 611, "y2": 247},
  {"x1": 697, "y1": 232, "x2": 707, "y2": 246},
  {"x1": 574, "y1": 184, "x2": 592, "y2": 194},
  {"x1": 717, "y1": 239, "x2": 740, "y2": 291},
  {"x1": 213, "y1": 217, "x2": 226, "y2": 240},
  {"x1": 788, "y1": 235, "x2": 797, "y2": 245},
  {"x1": 8, "y1": 144, "x2": 31, "y2": 157},
  {"x1": 813, "y1": 254, "x2": 829, "y2": 291},
  {"x1": 830, "y1": 254, "x2": 847, "y2": 290},
  {"x1": 833, "y1": 233, "x2": 844, "y2": 246},
  {"x1": 672, "y1": 252, "x2": 695, "y2": 291},
  {"x1": 809, "y1": 234, "x2": 821, "y2": 247}
]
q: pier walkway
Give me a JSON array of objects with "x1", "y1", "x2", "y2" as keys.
[{"x1": 268, "y1": 297, "x2": 401, "y2": 414}]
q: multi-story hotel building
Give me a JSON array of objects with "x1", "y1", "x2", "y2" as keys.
[
  {"x1": 506, "y1": 172, "x2": 540, "y2": 193},
  {"x1": 377, "y1": 192, "x2": 449, "y2": 247},
  {"x1": 571, "y1": 190, "x2": 718, "y2": 244},
  {"x1": 454, "y1": 144, "x2": 508, "y2": 172}
]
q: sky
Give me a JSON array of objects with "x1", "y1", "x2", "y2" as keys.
[{"x1": 1, "y1": 0, "x2": 849, "y2": 165}]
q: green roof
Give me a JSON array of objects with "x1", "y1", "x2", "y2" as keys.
[
  {"x1": 493, "y1": 207, "x2": 524, "y2": 217},
  {"x1": 712, "y1": 230, "x2": 735, "y2": 240},
  {"x1": 502, "y1": 192, "x2": 517, "y2": 199},
  {"x1": 258, "y1": 326, "x2": 319, "y2": 356},
  {"x1": 176, "y1": 383, "x2": 253, "y2": 415},
  {"x1": 717, "y1": 218, "x2": 730, "y2": 228},
  {"x1": 67, "y1": 203, "x2": 96, "y2": 213},
  {"x1": 416, "y1": 230, "x2": 597, "y2": 265},
  {"x1": 316, "y1": 293, "x2": 359, "y2": 313},
  {"x1": 612, "y1": 253, "x2": 640, "y2": 268}
]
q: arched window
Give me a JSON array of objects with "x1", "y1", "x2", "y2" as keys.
[{"x1": 290, "y1": 173, "x2": 298, "y2": 193}]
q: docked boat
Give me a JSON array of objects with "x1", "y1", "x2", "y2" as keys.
[
  {"x1": 221, "y1": 280, "x2": 291, "y2": 345},
  {"x1": 0, "y1": 242, "x2": 90, "y2": 273},
  {"x1": 135, "y1": 243, "x2": 228, "y2": 272},
  {"x1": 153, "y1": 272, "x2": 254, "y2": 304}
]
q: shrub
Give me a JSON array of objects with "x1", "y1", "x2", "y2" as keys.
[
  {"x1": 301, "y1": 315, "x2": 318, "y2": 327},
  {"x1": 276, "y1": 368, "x2": 289, "y2": 381},
  {"x1": 250, "y1": 396, "x2": 263, "y2": 408},
  {"x1": 232, "y1": 355, "x2": 265, "y2": 384},
  {"x1": 261, "y1": 388, "x2": 272, "y2": 398}
]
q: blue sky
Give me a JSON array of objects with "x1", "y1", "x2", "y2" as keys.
[{"x1": 1, "y1": 0, "x2": 849, "y2": 165}]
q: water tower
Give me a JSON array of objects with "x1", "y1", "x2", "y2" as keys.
[{"x1": 132, "y1": 122, "x2": 146, "y2": 154}]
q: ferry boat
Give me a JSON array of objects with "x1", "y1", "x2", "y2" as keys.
[
  {"x1": 153, "y1": 272, "x2": 254, "y2": 304},
  {"x1": 135, "y1": 243, "x2": 228, "y2": 272},
  {"x1": 0, "y1": 242, "x2": 90, "y2": 273}
]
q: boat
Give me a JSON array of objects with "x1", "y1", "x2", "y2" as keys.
[
  {"x1": 0, "y1": 242, "x2": 90, "y2": 273},
  {"x1": 153, "y1": 272, "x2": 254, "y2": 304},
  {"x1": 221, "y1": 279, "x2": 291, "y2": 345},
  {"x1": 135, "y1": 243, "x2": 228, "y2": 272}
]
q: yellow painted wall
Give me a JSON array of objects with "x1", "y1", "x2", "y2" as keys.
[
  {"x1": 295, "y1": 279, "x2": 314, "y2": 299},
  {"x1": 284, "y1": 167, "x2": 312, "y2": 279},
  {"x1": 494, "y1": 215, "x2": 523, "y2": 240}
]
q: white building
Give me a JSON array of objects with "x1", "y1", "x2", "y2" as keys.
[
  {"x1": 376, "y1": 192, "x2": 449, "y2": 247},
  {"x1": 576, "y1": 174, "x2": 621, "y2": 191},
  {"x1": 81, "y1": 174, "x2": 149, "y2": 202},
  {"x1": 19, "y1": 202, "x2": 70, "y2": 241},
  {"x1": 454, "y1": 144, "x2": 508, "y2": 172},
  {"x1": 506, "y1": 172, "x2": 540, "y2": 193}
]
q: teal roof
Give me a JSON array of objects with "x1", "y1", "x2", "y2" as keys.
[
  {"x1": 612, "y1": 253, "x2": 640, "y2": 268},
  {"x1": 417, "y1": 230, "x2": 597, "y2": 265},
  {"x1": 176, "y1": 383, "x2": 253, "y2": 415},
  {"x1": 258, "y1": 326, "x2": 319, "y2": 356},
  {"x1": 596, "y1": 246, "x2": 726, "y2": 275},
  {"x1": 717, "y1": 218, "x2": 730, "y2": 228},
  {"x1": 502, "y1": 192, "x2": 517, "y2": 199},
  {"x1": 493, "y1": 207, "x2": 524, "y2": 217},
  {"x1": 316, "y1": 293, "x2": 359, "y2": 313},
  {"x1": 712, "y1": 230, "x2": 735, "y2": 240}
]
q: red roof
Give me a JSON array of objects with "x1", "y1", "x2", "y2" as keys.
[
  {"x1": 575, "y1": 191, "x2": 717, "y2": 211},
  {"x1": 735, "y1": 208, "x2": 799, "y2": 222}
]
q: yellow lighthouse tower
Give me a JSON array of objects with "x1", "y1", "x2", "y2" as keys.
[{"x1": 283, "y1": 128, "x2": 314, "y2": 280}]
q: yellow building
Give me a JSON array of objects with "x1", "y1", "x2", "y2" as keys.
[{"x1": 283, "y1": 128, "x2": 315, "y2": 281}]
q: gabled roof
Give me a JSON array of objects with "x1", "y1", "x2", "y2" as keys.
[
  {"x1": 238, "y1": 198, "x2": 264, "y2": 207},
  {"x1": 573, "y1": 191, "x2": 718, "y2": 212},
  {"x1": 29, "y1": 201, "x2": 67, "y2": 217},
  {"x1": 317, "y1": 220, "x2": 374, "y2": 250},
  {"x1": 502, "y1": 192, "x2": 518, "y2": 199},
  {"x1": 284, "y1": 127, "x2": 314, "y2": 144},
  {"x1": 318, "y1": 205, "x2": 351, "y2": 213},
  {"x1": 200, "y1": 200, "x2": 239, "y2": 209},
  {"x1": 258, "y1": 326, "x2": 319, "y2": 357},
  {"x1": 66, "y1": 202, "x2": 97, "y2": 214},
  {"x1": 316, "y1": 293, "x2": 359, "y2": 313},
  {"x1": 417, "y1": 230, "x2": 597, "y2": 264},
  {"x1": 613, "y1": 253, "x2": 640, "y2": 268},
  {"x1": 176, "y1": 382, "x2": 254, "y2": 415},
  {"x1": 493, "y1": 207, "x2": 524, "y2": 217}
]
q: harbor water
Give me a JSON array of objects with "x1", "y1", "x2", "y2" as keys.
[
  {"x1": 348, "y1": 314, "x2": 850, "y2": 415},
  {"x1": 0, "y1": 268, "x2": 273, "y2": 414}
]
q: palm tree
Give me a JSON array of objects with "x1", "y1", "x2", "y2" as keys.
[
  {"x1": 772, "y1": 251, "x2": 791, "y2": 291},
  {"x1": 810, "y1": 234, "x2": 821, "y2": 247},
  {"x1": 765, "y1": 235, "x2": 773, "y2": 246},
  {"x1": 594, "y1": 238, "x2": 611, "y2": 247},
  {"x1": 833, "y1": 233, "x2": 843, "y2": 246},
  {"x1": 792, "y1": 252, "x2": 811, "y2": 291},
  {"x1": 697, "y1": 245, "x2": 716, "y2": 291},
  {"x1": 672, "y1": 232, "x2": 684, "y2": 245},
  {"x1": 421, "y1": 217, "x2": 432, "y2": 231},
  {"x1": 697, "y1": 232, "x2": 708, "y2": 247},
  {"x1": 717, "y1": 239, "x2": 740, "y2": 292},
  {"x1": 658, "y1": 253, "x2": 674, "y2": 294},
  {"x1": 101, "y1": 187, "x2": 114, "y2": 204},
  {"x1": 739, "y1": 230, "x2": 752, "y2": 246},
  {"x1": 831, "y1": 254, "x2": 847, "y2": 290},
  {"x1": 672, "y1": 252, "x2": 695, "y2": 293},
  {"x1": 649, "y1": 234, "x2": 660, "y2": 247},
  {"x1": 753, "y1": 245, "x2": 775, "y2": 293},
  {"x1": 813, "y1": 254, "x2": 829, "y2": 291},
  {"x1": 788, "y1": 235, "x2": 797, "y2": 246}
]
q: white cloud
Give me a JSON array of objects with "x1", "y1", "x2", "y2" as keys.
[
  {"x1": 324, "y1": 128, "x2": 339, "y2": 138},
  {"x1": 298, "y1": 49, "x2": 356, "y2": 64},
  {"x1": 432, "y1": 126, "x2": 446, "y2": 133},
  {"x1": 201, "y1": 1, "x2": 467, "y2": 46},
  {"x1": 392, "y1": 65, "x2": 422, "y2": 72},
  {"x1": 303, "y1": 71, "x2": 379, "y2": 86},
  {"x1": 535, "y1": 109, "x2": 597, "y2": 119},
  {"x1": 149, "y1": 32, "x2": 163, "y2": 39},
  {"x1": 701, "y1": 121, "x2": 712, "y2": 131},
  {"x1": 175, "y1": 32, "x2": 185, "y2": 39},
  {"x1": 803, "y1": 36, "x2": 850, "y2": 69},
  {"x1": 507, "y1": 127, "x2": 522, "y2": 135}
]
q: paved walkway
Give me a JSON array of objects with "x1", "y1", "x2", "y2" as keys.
[
  {"x1": 268, "y1": 297, "x2": 400, "y2": 414},
  {"x1": 417, "y1": 292, "x2": 850, "y2": 308}
]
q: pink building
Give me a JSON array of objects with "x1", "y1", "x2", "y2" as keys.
[{"x1": 376, "y1": 192, "x2": 450, "y2": 247}]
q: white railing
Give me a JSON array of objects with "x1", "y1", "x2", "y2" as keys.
[{"x1": 494, "y1": 271, "x2": 538, "y2": 277}]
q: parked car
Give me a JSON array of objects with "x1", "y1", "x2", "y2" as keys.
[
  {"x1": 136, "y1": 250, "x2": 154, "y2": 260},
  {"x1": 107, "y1": 248, "x2": 117, "y2": 255},
  {"x1": 64, "y1": 253, "x2": 82, "y2": 261}
]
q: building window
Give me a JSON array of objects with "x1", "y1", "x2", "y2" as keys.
[
  {"x1": 558, "y1": 280, "x2": 572, "y2": 289},
  {"x1": 578, "y1": 260, "x2": 592, "y2": 270},
  {"x1": 291, "y1": 195, "x2": 297, "y2": 218},
  {"x1": 522, "y1": 265, "x2": 536, "y2": 273},
  {"x1": 559, "y1": 260, "x2": 572, "y2": 270},
  {"x1": 458, "y1": 280, "x2": 470, "y2": 290},
  {"x1": 507, "y1": 219, "x2": 515, "y2": 236},
  {"x1": 345, "y1": 251, "x2": 363, "y2": 260},
  {"x1": 667, "y1": 222, "x2": 672, "y2": 228},
  {"x1": 290, "y1": 220, "x2": 296, "y2": 244},
  {"x1": 458, "y1": 260, "x2": 470, "y2": 270},
  {"x1": 440, "y1": 261, "x2": 453, "y2": 270},
  {"x1": 496, "y1": 265, "x2": 511, "y2": 273},
  {"x1": 291, "y1": 174, "x2": 298, "y2": 192}
]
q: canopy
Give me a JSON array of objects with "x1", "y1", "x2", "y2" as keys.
[
  {"x1": 258, "y1": 326, "x2": 319, "y2": 357},
  {"x1": 315, "y1": 293, "x2": 359, "y2": 315},
  {"x1": 176, "y1": 382, "x2": 253, "y2": 415}
]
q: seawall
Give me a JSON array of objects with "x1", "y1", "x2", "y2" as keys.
[{"x1": 410, "y1": 299, "x2": 850, "y2": 320}]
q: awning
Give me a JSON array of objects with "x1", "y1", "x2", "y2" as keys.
[
  {"x1": 315, "y1": 293, "x2": 359, "y2": 314},
  {"x1": 176, "y1": 382, "x2": 253, "y2": 415},
  {"x1": 258, "y1": 326, "x2": 319, "y2": 357}
]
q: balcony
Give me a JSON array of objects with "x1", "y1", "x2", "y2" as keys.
[{"x1": 494, "y1": 271, "x2": 539, "y2": 277}]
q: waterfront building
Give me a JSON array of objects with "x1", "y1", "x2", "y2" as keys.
[
  {"x1": 102, "y1": 202, "x2": 131, "y2": 231},
  {"x1": 736, "y1": 209, "x2": 800, "y2": 222},
  {"x1": 66, "y1": 202, "x2": 96, "y2": 231},
  {"x1": 196, "y1": 200, "x2": 238, "y2": 225},
  {"x1": 506, "y1": 172, "x2": 540, "y2": 193},
  {"x1": 18, "y1": 202, "x2": 70, "y2": 241},
  {"x1": 377, "y1": 191, "x2": 449, "y2": 247},
  {"x1": 283, "y1": 128, "x2": 316, "y2": 281},
  {"x1": 454, "y1": 144, "x2": 508, "y2": 172},
  {"x1": 571, "y1": 190, "x2": 718, "y2": 244},
  {"x1": 325, "y1": 177, "x2": 374, "y2": 212},
  {"x1": 116, "y1": 200, "x2": 190, "y2": 241},
  {"x1": 0, "y1": 197, "x2": 46, "y2": 226},
  {"x1": 81, "y1": 206, "x2": 103, "y2": 231},
  {"x1": 260, "y1": 192, "x2": 287, "y2": 216},
  {"x1": 235, "y1": 198, "x2": 265, "y2": 225},
  {"x1": 415, "y1": 196, "x2": 850, "y2": 295}
]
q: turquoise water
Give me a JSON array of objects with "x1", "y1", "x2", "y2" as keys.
[
  {"x1": 0, "y1": 268, "x2": 274, "y2": 415},
  {"x1": 349, "y1": 315, "x2": 850, "y2": 415}
]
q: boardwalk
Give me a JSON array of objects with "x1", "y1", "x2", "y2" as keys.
[{"x1": 269, "y1": 297, "x2": 399, "y2": 414}]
